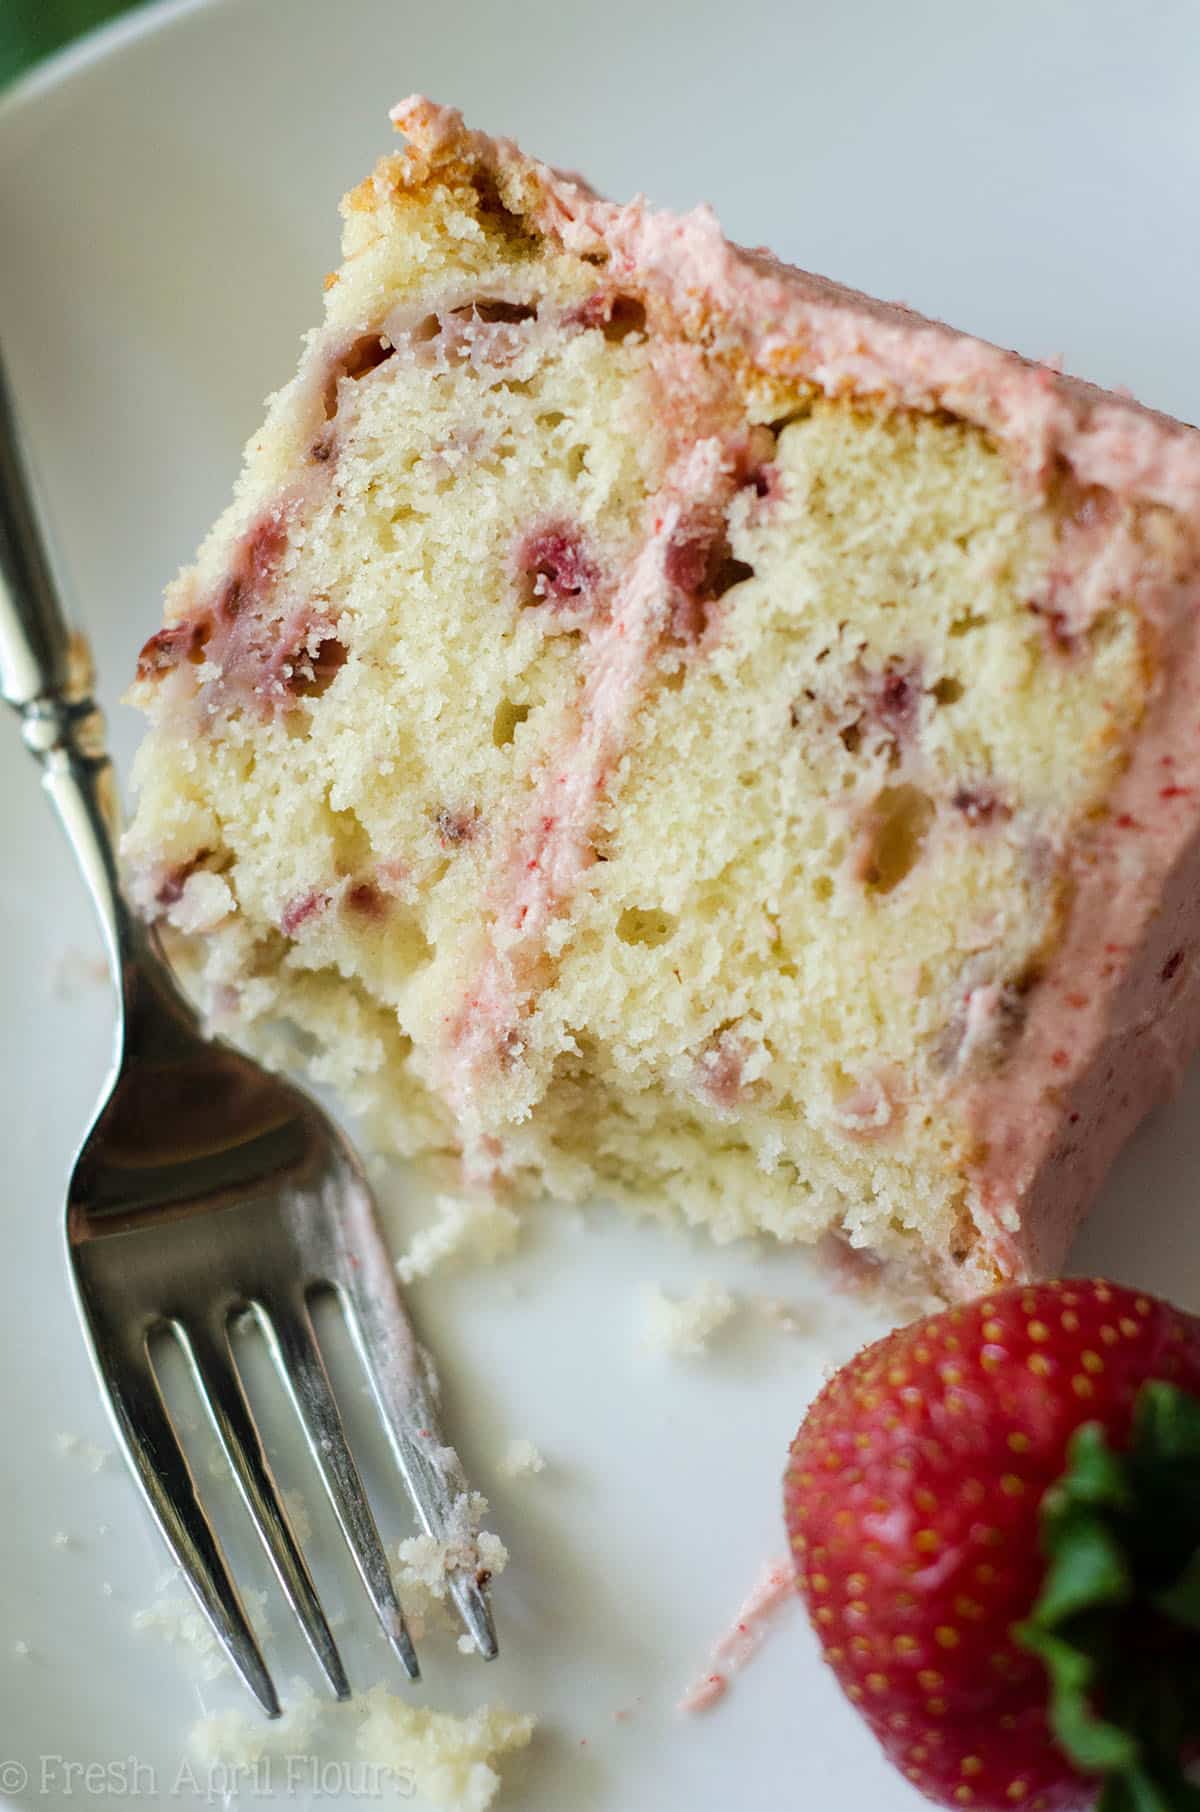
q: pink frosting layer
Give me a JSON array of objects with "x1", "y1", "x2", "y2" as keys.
[
  {"x1": 443, "y1": 437, "x2": 750, "y2": 1129},
  {"x1": 966, "y1": 623, "x2": 1200, "y2": 1277},
  {"x1": 392, "y1": 98, "x2": 1200, "y2": 1282},
  {"x1": 392, "y1": 97, "x2": 1200, "y2": 515}
]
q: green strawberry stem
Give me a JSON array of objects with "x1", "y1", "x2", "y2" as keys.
[{"x1": 1016, "y1": 1382, "x2": 1200, "y2": 1810}]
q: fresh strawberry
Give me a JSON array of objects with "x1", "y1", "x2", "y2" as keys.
[{"x1": 783, "y1": 1280, "x2": 1200, "y2": 1812}]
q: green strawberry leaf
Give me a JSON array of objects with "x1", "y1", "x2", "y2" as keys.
[
  {"x1": 1134, "y1": 1381, "x2": 1200, "y2": 1463},
  {"x1": 1034, "y1": 1512, "x2": 1131, "y2": 1625},
  {"x1": 1153, "y1": 1545, "x2": 1200, "y2": 1631},
  {"x1": 1017, "y1": 1624, "x2": 1135, "y2": 1772},
  {"x1": 1098, "y1": 1767, "x2": 1200, "y2": 1812},
  {"x1": 1059, "y1": 1422, "x2": 1135, "y2": 1512},
  {"x1": 1016, "y1": 1382, "x2": 1200, "y2": 1800}
]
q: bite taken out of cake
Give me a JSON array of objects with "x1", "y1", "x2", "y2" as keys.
[{"x1": 124, "y1": 97, "x2": 1200, "y2": 1300}]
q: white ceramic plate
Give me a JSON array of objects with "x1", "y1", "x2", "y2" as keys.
[{"x1": 3, "y1": 3, "x2": 1200, "y2": 1807}]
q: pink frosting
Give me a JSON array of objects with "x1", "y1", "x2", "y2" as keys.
[
  {"x1": 965, "y1": 625, "x2": 1200, "y2": 1278},
  {"x1": 443, "y1": 436, "x2": 753, "y2": 1123},
  {"x1": 678, "y1": 1558, "x2": 796, "y2": 1714},
  {"x1": 391, "y1": 96, "x2": 1200, "y2": 515}
]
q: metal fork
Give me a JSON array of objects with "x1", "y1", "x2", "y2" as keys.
[{"x1": 0, "y1": 350, "x2": 497, "y2": 1716}]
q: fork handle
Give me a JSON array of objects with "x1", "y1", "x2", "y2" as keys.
[{"x1": 0, "y1": 347, "x2": 140, "y2": 996}]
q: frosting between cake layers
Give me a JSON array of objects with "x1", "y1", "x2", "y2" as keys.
[{"x1": 443, "y1": 434, "x2": 752, "y2": 1140}]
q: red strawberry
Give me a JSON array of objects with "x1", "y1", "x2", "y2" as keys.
[{"x1": 783, "y1": 1280, "x2": 1200, "y2": 1812}]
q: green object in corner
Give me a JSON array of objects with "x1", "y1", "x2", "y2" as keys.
[
  {"x1": 1, "y1": 0, "x2": 152, "y2": 93},
  {"x1": 1016, "y1": 1381, "x2": 1200, "y2": 1812}
]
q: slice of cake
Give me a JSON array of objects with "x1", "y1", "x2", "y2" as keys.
[{"x1": 124, "y1": 97, "x2": 1200, "y2": 1298}]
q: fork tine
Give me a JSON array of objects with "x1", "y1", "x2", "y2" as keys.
[
  {"x1": 259, "y1": 1290, "x2": 419, "y2": 1680},
  {"x1": 333, "y1": 1195, "x2": 499, "y2": 1660},
  {"x1": 346, "y1": 1285, "x2": 499, "y2": 1661},
  {"x1": 88, "y1": 1315, "x2": 280, "y2": 1717},
  {"x1": 178, "y1": 1314, "x2": 350, "y2": 1702}
]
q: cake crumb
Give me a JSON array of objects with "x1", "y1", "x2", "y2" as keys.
[
  {"x1": 497, "y1": 1438, "x2": 546, "y2": 1479},
  {"x1": 396, "y1": 1194, "x2": 520, "y2": 1283},
  {"x1": 54, "y1": 1431, "x2": 113, "y2": 1472},
  {"x1": 357, "y1": 1687, "x2": 533, "y2": 1811},
  {"x1": 191, "y1": 1681, "x2": 533, "y2": 1812},
  {"x1": 396, "y1": 1494, "x2": 507, "y2": 1639},
  {"x1": 165, "y1": 871, "x2": 235, "y2": 935},
  {"x1": 134, "y1": 1586, "x2": 271, "y2": 1680},
  {"x1": 190, "y1": 1682, "x2": 322, "y2": 1762},
  {"x1": 641, "y1": 1281, "x2": 737, "y2": 1356}
]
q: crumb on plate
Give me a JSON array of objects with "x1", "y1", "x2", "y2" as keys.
[
  {"x1": 641, "y1": 1281, "x2": 737, "y2": 1356},
  {"x1": 396, "y1": 1194, "x2": 520, "y2": 1283}
]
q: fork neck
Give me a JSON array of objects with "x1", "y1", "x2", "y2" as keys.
[
  {"x1": 27, "y1": 693, "x2": 187, "y2": 1043},
  {"x1": 29, "y1": 692, "x2": 132, "y2": 986},
  {"x1": 0, "y1": 348, "x2": 197, "y2": 1049}
]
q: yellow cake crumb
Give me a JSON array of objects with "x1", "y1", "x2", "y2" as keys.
[
  {"x1": 498, "y1": 1438, "x2": 546, "y2": 1478},
  {"x1": 395, "y1": 1194, "x2": 521, "y2": 1283},
  {"x1": 641, "y1": 1281, "x2": 738, "y2": 1356},
  {"x1": 190, "y1": 1684, "x2": 533, "y2": 1812}
]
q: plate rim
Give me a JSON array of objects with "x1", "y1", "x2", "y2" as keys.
[{"x1": 0, "y1": 0, "x2": 220, "y2": 125}]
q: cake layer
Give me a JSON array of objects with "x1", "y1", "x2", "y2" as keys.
[{"x1": 125, "y1": 99, "x2": 1200, "y2": 1295}]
